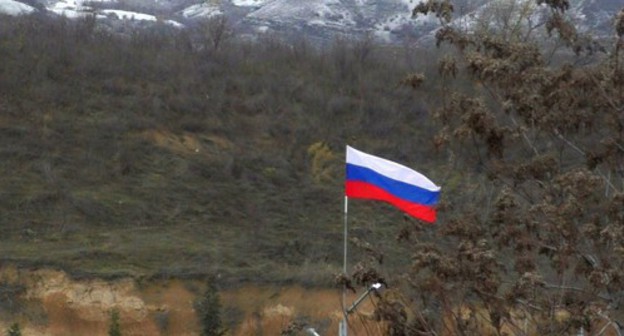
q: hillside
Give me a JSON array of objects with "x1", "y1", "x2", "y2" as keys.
[
  {"x1": 2, "y1": 0, "x2": 624, "y2": 334},
  {"x1": 0, "y1": 14, "x2": 441, "y2": 285},
  {"x1": 0, "y1": 0, "x2": 620, "y2": 43}
]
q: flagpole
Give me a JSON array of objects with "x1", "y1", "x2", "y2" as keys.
[{"x1": 341, "y1": 195, "x2": 349, "y2": 336}]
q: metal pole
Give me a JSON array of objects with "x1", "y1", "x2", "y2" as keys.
[
  {"x1": 347, "y1": 284, "x2": 382, "y2": 314},
  {"x1": 342, "y1": 196, "x2": 349, "y2": 336},
  {"x1": 347, "y1": 288, "x2": 373, "y2": 314}
]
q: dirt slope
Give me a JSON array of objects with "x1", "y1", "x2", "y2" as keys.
[{"x1": 0, "y1": 265, "x2": 383, "y2": 335}]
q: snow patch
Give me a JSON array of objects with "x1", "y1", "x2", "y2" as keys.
[
  {"x1": 232, "y1": 0, "x2": 272, "y2": 7},
  {"x1": 50, "y1": 8, "x2": 98, "y2": 18},
  {"x1": 165, "y1": 19, "x2": 184, "y2": 28},
  {"x1": 249, "y1": 0, "x2": 356, "y2": 28},
  {"x1": 180, "y1": 2, "x2": 222, "y2": 19},
  {"x1": 48, "y1": 0, "x2": 116, "y2": 18},
  {"x1": 50, "y1": 0, "x2": 115, "y2": 11},
  {"x1": 100, "y1": 9, "x2": 156, "y2": 21},
  {"x1": 99, "y1": 9, "x2": 183, "y2": 26},
  {"x1": 49, "y1": 0, "x2": 88, "y2": 17},
  {"x1": 255, "y1": 25, "x2": 269, "y2": 33},
  {"x1": 0, "y1": 0, "x2": 35, "y2": 15},
  {"x1": 308, "y1": 19, "x2": 326, "y2": 27}
]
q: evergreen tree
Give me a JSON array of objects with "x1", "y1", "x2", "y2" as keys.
[
  {"x1": 6, "y1": 323, "x2": 21, "y2": 336},
  {"x1": 108, "y1": 309, "x2": 122, "y2": 336},
  {"x1": 195, "y1": 279, "x2": 226, "y2": 336}
]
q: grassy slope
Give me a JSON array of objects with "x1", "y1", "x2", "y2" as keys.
[{"x1": 0, "y1": 16, "x2": 442, "y2": 285}]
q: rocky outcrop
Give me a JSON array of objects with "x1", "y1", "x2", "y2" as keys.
[
  {"x1": 0, "y1": 265, "x2": 381, "y2": 335},
  {"x1": 0, "y1": 266, "x2": 196, "y2": 336}
]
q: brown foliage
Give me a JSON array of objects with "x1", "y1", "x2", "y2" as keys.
[
  {"x1": 618, "y1": 9, "x2": 624, "y2": 38},
  {"x1": 413, "y1": 0, "x2": 455, "y2": 23},
  {"x1": 374, "y1": 0, "x2": 624, "y2": 334}
]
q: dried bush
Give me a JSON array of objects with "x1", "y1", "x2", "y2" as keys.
[{"x1": 376, "y1": 0, "x2": 624, "y2": 334}]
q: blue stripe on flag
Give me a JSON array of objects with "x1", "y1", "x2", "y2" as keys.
[{"x1": 346, "y1": 164, "x2": 440, "y2": 206}]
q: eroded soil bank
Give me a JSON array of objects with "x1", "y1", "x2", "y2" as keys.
[{"x1": 0, "y1": 265, "x2": 382, "y2": 335}]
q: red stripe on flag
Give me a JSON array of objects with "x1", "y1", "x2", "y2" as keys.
[{"x1": 345, "y1": 180, "x2": 437, "y2": 223}]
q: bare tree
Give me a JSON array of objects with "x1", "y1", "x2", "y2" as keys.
[{"x1": 196, "y1": 15, "x2": 232, "y2": 52}]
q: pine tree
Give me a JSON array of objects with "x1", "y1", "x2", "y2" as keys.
[
  {"x1": 6, "y1": 323, "x2": 21, "y2": 336},
  {"x1": 108, "y1": 309, "x2": 122, "y2": 336},
  {"x1": 195, "y1": 279, "x2": 226, "y2": 336}
]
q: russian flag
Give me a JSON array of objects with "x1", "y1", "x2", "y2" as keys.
[{"x1": 345, "y1": 146, "x2": 441, "y2": 223}]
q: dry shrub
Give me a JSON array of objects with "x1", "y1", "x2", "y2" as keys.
[{"x1": 375, "y1": 0, "x2": 624, "y2": 334}]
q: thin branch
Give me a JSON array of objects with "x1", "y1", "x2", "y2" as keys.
[
  {"x1": 542, "y1": 283, "x2": 612, "y2": 301},
  {"x1": 552, "y1": 128, "x2": 621, "y2": 193},
  {"x1": 510, "y1": 115, "x2": 540, "y2": 155},
  {"x1": 552, "y1": 128, "x2": 585, "y2": 156},
  {"x1": 596, "y1": 311, "x2": 622, "y2": 336}
]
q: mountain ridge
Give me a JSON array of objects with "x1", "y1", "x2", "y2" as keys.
[{"x1": 0, "y1": 0, "x2": 621, "y2": 43}]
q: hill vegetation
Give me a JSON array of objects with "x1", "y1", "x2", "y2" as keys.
[{"x1": 0, "y1": 14, "x2": 438, "y2": 284}]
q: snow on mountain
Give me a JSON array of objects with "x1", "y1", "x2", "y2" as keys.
[
  {"x1": 45, "y1": 0, "x2": 184, "y2": 26},
  {"x1": 361, "y1": 0, "x2": 437, "y2": 41},
  {"x1": 231, "y1": 0, "x2": 271, "y2": 7},
  {"x1": 569, "y1": 0, "x2": 622, "y2": 34},
  {"x1": 241, "y1": 0, "x2": 436, "y2": 40},
  {"x1": 2, "y1": 0, "x2": 619, "y2": 43},
  {"x1": 0, "y1": 0, "x2": 35, "y2": 15},
  {"x1": 247, "y1": 0, "x2": 356, "y2": 29},
  {"x1": 98, "y1": 9, "x2": 182, "y2": 27},
  {"x1": 180, "y1": 2, "x2": 221, "y2": 19},
  {"x1": 49, "y1": 0, "x2": 93, "y2": 18},
  {"x1": 412, "y1": 0, "x2": 621, "y2": 44},
  {"x1": 100, "y1": 8, "x2": 156, "y2": 21}
]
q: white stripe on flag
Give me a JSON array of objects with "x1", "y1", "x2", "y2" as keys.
[{"x1": 346, "y1": 145, "x2": 440, "y2": 192}]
